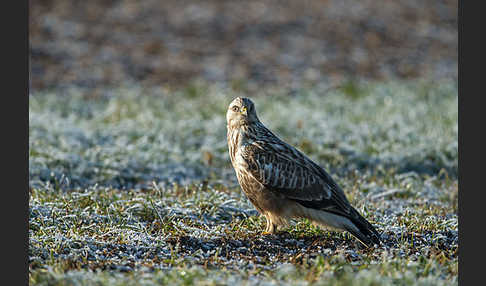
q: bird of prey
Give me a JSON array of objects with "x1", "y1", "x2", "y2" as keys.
[{"x1": 226, "y1": 97, "x2": 381, "y2": 247}]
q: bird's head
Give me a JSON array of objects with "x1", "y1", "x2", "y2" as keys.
[{"x1": 226, "y1": 97, "x2": 259, "y2": 128}]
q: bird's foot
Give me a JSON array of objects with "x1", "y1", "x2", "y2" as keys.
[{"x1": 263, "y1": 222, "x2": 277, "y2": 235}]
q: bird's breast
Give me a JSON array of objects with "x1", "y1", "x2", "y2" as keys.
[{"x1": 233, "y1": 145, "x2": 249, "y2": 170}]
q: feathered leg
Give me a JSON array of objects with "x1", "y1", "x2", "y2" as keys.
[{"x1": 263, "y1": 215, "x2": 276, "y2": 235}]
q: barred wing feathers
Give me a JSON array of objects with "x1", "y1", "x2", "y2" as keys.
[
  {"x1": 241, "y1": 141, "x2": 351, "y2": 216},
  {"x1": 240, "y1": 140, "x2": 381, "y2": 246}
]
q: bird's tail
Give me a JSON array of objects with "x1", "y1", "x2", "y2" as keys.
[{"x1": 344, "y1": 207, "x2": 381, "y2": 247}]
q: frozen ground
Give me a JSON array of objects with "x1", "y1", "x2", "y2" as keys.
[{"x1": 29, "y1": 80, "x2": 458, "y2": 285}]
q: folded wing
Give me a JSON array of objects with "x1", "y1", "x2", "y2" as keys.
[{"x1": 241, "y1": 141, "x2": 353, "y2": 218}]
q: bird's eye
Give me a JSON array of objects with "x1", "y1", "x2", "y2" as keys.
[{"x1": 232, "y1": 106, "x2": 239, "y2": 112}]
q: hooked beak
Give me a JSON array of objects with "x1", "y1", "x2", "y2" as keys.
[{"x1": 240, "y1": 106, "x2": 247, "y2": 115}]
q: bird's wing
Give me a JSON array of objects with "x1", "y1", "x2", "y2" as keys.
[{"x1": 241, "y1": 141, "x2": 353, "y2": 217}]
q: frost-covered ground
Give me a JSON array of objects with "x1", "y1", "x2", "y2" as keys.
[{"x1": 29, "y1": 80, "x2": 458, "y2": 285}]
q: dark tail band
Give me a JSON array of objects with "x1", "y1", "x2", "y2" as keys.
[{"x1": 346, "y1": 208, "x2": 381, "y2": 247}]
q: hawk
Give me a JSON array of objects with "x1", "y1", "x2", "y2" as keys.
[{"x1": 226, "y1": 97, "x2": 381, "y2": 247}]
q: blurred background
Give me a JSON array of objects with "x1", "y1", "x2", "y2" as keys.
[{"x1": 29, "y1": 0, "x2": 457, "y2": 93}]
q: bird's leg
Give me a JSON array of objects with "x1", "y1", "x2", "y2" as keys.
[
  {"x1": 267, "y1": 222, "x2": 276, "y2": 234},
  {"x1": 262, "y1": 215, "x2": 276, "y2": 235},
  {"x1": 262, "y1": 215, "x2": 270, "y2": 235}
]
